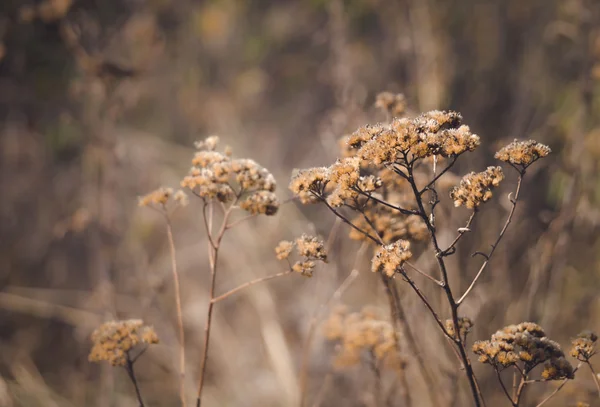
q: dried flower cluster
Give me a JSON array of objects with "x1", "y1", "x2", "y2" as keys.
[
  {"x1": 570, "y1": 331, "x2": 598, "y2": 361},
  {"x1": 371, "y1": 239, "x2": 412, "y2": 277},
  {"x1": 357, "y1": 111, "x2": 480, "y2": 164},
  {"x1": 182, "y1": 136, "x2": 279, "y2": 215},
  {"x1": 275, "y1": 234, "x2": 327, "y2": 277},
  {"x1": 494, "y1": 139, "x2": 551, "y2": 168},
  {"x1": 375, "y1": 92, "x2": 407, "y2": 117},
  {"x1": 446, "y1": 317, "x2": 474, "y2": 341},
  {"x1": 323, "y1": 306, "x2": 403, "y2": 370},
  {"x1": 89, "y1": 319, "x2": 159, "y2": 366},
  {"x1": 138, "y1": 187, "x2": 189, "y2": 208},
  {"x1": 450, "y1": 166, "x2": 504, "y2": 209},
  {"x1": 473, "y1": 322, "x2": 574, "y2": 380}
]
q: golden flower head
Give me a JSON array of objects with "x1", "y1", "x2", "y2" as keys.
[
  {"x1": 375, "y1": 91, "x2": 407, "y2": 117},
  {"x1": 371, "y1": 239, "x2": 412, "y2": 277},
  {"x1": 276, "y1": 234, "x2": 328, "y2": 277},
  {"x1": 495, "y1": 139, "x2": 551, "y2": 167},
  {"x1": 570, "y1": 331, "x2": 598, "y2": 361},
  {"x1": 450, "y1": 166, "x2": 504, "y2": 209},
  {"x1": 323, "y1": 305, "x2": 403, "y2": 371},
  {"x1": 89, "y1": 319, "x2": 159, "y2": 366},
  {"x1": 138, "y1": 187, "x2": 173, "y2": 207}
]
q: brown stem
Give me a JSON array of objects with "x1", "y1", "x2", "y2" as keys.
[
  {"x1": 125, "y1": 352, "x2": 145, "y2": 407},
  {"x1": 495, "y1": 369, "x2": 516, "y2": 406},
  {"x1": 165, "y1": 214, "x2": 187, "y2": 407},
  {"x1": 442, "y1": 211, "x2": 477, "y2": 256},
  {"x1": 514, "y1": 376, "x2": 527, "y2": 406},
  {"x1": 535, "y1": 363, "x2": 581, "y2": 407},
  {"x1": 586, "y1": 361, "x2": 600, "y2": 397},
  {"x1": 457, "y1": 175, "x2": 523, "y2": 305},
  {"x1": 404, "y1": 261, "x2": 443, "y2": 286},
  {"x1": 406, "y1": 162, "x2": 483, "y2": 407},
  {"x1": 196, "y1": 199, "x2": 236, "y2": 407},
  {"x1": 211, "y1": 271, "x2": 293, "y2": 303},
  {"x1": 299, "y1": 260, "x2": 362, "y2": 407}
]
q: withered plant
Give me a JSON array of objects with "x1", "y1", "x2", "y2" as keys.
[{"x1": 289, "y1": 92, "x2": 598, "y2": 406}]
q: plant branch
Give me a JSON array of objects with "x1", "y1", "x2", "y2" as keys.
[
  {"x1": 419, "y1": 156, "x2": 458, "y2": 195},
  {"x1": 125, "y1": 352, "x2": 145, "y2": 407},
  {"x1": 535, "y1": 363, "x2": 581, "y2": 407},
  {"x1": 586, "y1": 361, "x2": 600, "y2": 396},
  {"x1": 211, "y1": 271, "x2": 293, "y2": 303},
  {"x1": 457, "y1": 175, "x2": 523, "y2": 305},
  {"x1": 164, "y1": 213, "x2": 187, "y2": 407}
]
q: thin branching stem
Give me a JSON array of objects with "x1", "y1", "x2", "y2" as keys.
[
  {"x1": 442, "y1": 211, "x2": 478, "y2": 256},
  {"x1": 354, "y1": 187, "x2": 418, "y2": 215},
  {"x1": 457, "y1": 174, "x2": 523, "y2": 305},
  {"x1": 586, "y1": 361, "x2": 600, "y2": 396},
  {"x1": 164, "y1": 212, "x2": 187, "y2": 407},
  {"x1": 211, "y1": 271, "x2": 293, "y2": 303},
  {"x1": 125, "y1": 352, "x2": 145, "y2": 407},
  {"x1": 404, "y1": 261, "x2": 443, "y2": 286},
  {"x1": 419, "y1": 156, "x2": 458, "y2": 195},
  {"x1": 196, "y1": 196, "x2": 238, "y2": 407},
  {"x1": 535, "y1": 363, "x2": 581, "y2": 407},
  {"x1": 405, "y1": 160, "x2": 484, "y2": 407},
  {"x1": 495, "y1": 369, "x2": 516, "y2": 407}
]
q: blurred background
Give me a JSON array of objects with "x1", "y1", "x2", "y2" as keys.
[{"x1": 1, "y1": 0, "x2": 600, "y2": 406}]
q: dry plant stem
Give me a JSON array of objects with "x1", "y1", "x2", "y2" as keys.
[
  {"x1": 457, "y1": 174, "x2": 523, "y2": 305},
  {"x1": 535, "y1": 363, "x2": 582, "y2": 407},
  {"x1": 406, "y1": 159, "x2": 483, "y2": 407},
  {"x1": 586, "y1": 361, "x2": 600, "y2": 396},
  {"x1": 125, "y1": 352, "x2": 145, "y2": 407},
  {"x1": 298, "y1": 263, "x2": 361, "y2": 407},
  {"x1": 211, "y1": 271, "x2": 293, "y2": 303},
  {"x1": 164, "y1": 214, "x2": 187, "y2": 407},
  {"x1": 369, "y1": 351, "x2": 382, "y2": 407},
  {"x1": 196, "y1": 199, "x2": 236, "y2": 407},
  {"x1": 313, "y1": 195, "x2": 438, "y2": 406}
]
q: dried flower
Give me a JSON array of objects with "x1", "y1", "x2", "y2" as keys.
[
  {"x1": 495, "y1": 139, "x2": 551, "y2": 167},
  {"x1": 292, "y1": 260, "x2": 316, "y2": 277},
  {"x1": 375, "y1": 92, "x2": 407, "y2": 117},
  {"x1": 323, "y1": 306, "x2": 403, "y2": 371},
  {"x1": 371, "y1": 240, "x2": 412, "y2": 277},
  {"x1": 450, "y1": 166, "x2": 504, "y2": 208},
  {"x1": 570, "y1": 331, "x2": 598, "y2": 361},
  {"x1": 183, "y1": 136, "x2": 278, "y2": 214},
  {"x1": 289, "y1": 167, "x2": 329, "y2": 204},
  {"x1": 239, "y1": 191, "x2": 279, "y2": 215},
  {"x1": 138, "y1": 187, "x2": 173, "y2": 207},
  {"x1": 473, "y1": 322, "x2": 574, "y2": 380},
  {"x1": 446, "y1": 317, "x2": 474, "y2": 340},
  {"x1": 274, "y1": 240, "x2": 294, "y2": 260},
  {"x1": 295, "y1": 234, "x2": 328, "y2": 262},
  {"x1": 89, "y1": 319, "x2": 159, "y2": 366},
  {"x1": 275, "y1": 234, "x2": 328, "y2": 277}
]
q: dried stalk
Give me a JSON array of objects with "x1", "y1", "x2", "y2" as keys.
[{"x1": 165, "y1": 215, "x2": 187, "y2": 407}]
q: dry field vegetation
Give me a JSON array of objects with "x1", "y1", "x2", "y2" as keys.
[{"x1": 2, "y1": 0, "x2": 600, "y2": 406}]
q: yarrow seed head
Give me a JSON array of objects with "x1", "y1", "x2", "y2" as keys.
[
  {"x1": 89, "y1": 319, "x2": 159, "y2": 366},
  {"x1": 570, "y1": 331, "x2": 598, "y2": 361},
  {"x1": 275, "y1": 234, "x2": 328, "y2": 277},
  {"x1": 495, "y1": 139, "x2": 551, "y2": 167},
  {"x1": 374, "y1": 91, "x2": 407, "y2": 117},
  {"x1": 323, "y1": 306, "x2": 403, "y2": 371},
  {"x1": 473, "y1": 322, "x2": 574, "y2": 380},
  {"x1": 450, "y1": 166, "x2": 504, "y2": 208},
  {"x1": 138, "y1": 187, "x2": 173, "y2": 207},
  {"x1": 446, "y1": 317, "x2": 474, "y2": 340},
  {"x1": 371, "y1": 240, "x2": 412, "y2": 277},
  {"x1": 183, "y1": 136, "x2": 279, "y2": 215}
]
